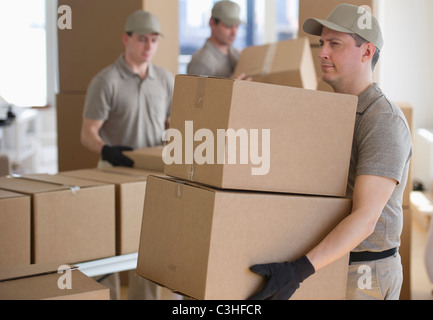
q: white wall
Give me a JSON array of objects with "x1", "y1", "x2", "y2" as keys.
[{"x1": 379, "y1": 0, "x2": 433, "y2": 130}]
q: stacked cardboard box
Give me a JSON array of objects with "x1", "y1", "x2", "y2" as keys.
[
  {"x1": 233, "y1": 37, "x2": 317, "y2": 90},
  {"x1": 136, "y1": 75, "x2": 358, "y2": 300},
  {"x1": 396, "y1": 103, "x2": 414, "y2": 300},
  {"x1": 60, "y1": 167, "x2": 166, "y2": 255},
  {"x1": 0, "y1": 190, "x2": 31, "y2": 268},
  {"x1": 0, "y1": 264, "x2": 109, "y2": 300},
  {"x1": 56, "y1": 0, "x2": 179, "y2": 171},
  {"x1": 0, "y1": 174, "x2": 116, "y2": 265}
]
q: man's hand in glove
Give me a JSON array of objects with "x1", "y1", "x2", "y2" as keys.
[
  {"x1": 248, "y1": 256, "x2": 315, "y2": 300},
  {"x1": 101, "y1": 145, "x2": 134, "y2": 167}
]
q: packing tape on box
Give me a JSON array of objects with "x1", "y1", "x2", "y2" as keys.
[
  {"x1": 8, "y1": 174, "x2": 81, "y2": 195},
  {"x1": 261, "y1": 42, "x2": 278, "y2": 76},
  {"x1": 195, "y1": 77, "x2": 207, "y2": 109}
]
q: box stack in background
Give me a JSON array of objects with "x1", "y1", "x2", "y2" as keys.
[
  {"x1": 397, "y1": 103, "x2": 414, "y2": 300},
  {"x1": 298, "y1": 0, "x2": 379, "y2": 92},
  {"x1": 0, "y1": 174, "x2": 116, "y2": 265},
  {"x1": 136, "y1": 75, "x2": 358, "y2": 300},
  {"x1": 0, "y1": 264, "x2": 109, "y2": 300},
  {"x1": 56, "y1": 0, "x2": 179, "y2": 172},
  {"x1": 233, "y1": 37, "x2": 317, "y2": 90}
]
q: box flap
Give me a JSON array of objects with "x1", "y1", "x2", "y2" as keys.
[
  {"x1": 22, "y1": 174, "x2": 106, "y2": 188},
  {"x1": 60, "y1": 169, "x2": 147, "y2": 184},
  {"x1": 0, "y1": 189, "x2": 28, "y2": 200},
  {"x1": 0, "y1": 264, "x2": 77, "y2": 283}
]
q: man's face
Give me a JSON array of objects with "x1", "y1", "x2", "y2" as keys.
[
  {"x1": 124, "y1": 32, "x2": 159, "y2": 65},
  {"x1": 318, "y1": 27, "x2": 365, "y2": 88},
  {"x1": 211, "y1": 19, "x2": 239, "y2": 46}
]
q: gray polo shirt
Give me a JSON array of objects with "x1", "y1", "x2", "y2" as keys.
[
  {"x1": 347, "y1": 84, "x2": 412, "y2": 253},
  {"x1": 83, "y1": 55, "x2": 174, "y2": 149},
  {"x1": 187, "y1": 39, "x2": 240, "y2": 78}
]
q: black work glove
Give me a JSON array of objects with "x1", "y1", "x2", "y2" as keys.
[
  {"x1": 101, "y1": 145, "x2": 134, "y2": 167},
  {"x1": 248, "y1": 256, "x2": 315, "y2": 300}
]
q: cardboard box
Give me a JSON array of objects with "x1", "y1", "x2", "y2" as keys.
[
  {"x1": 0, "y1": 264, "x2": 109, "y2": 300},
  {"x1": 233, "y1": 38, "x2": 317, "y2": 90},
  {"x1": 0, "y1": 154, "x2": 10, "y2": 176},
  {"x1": 56, "y1": 93, "x2": 99, "y2": 172},
  {"x1": 123, "y1": 146, "x2": 165, "y2": 172},
  {"x1": 60, "y1": 168, "x2": 164, "y2": 255},
  {"x1": 0, "y1": 190, "x2": 31, "y2": 267},
  {"x1": 0, "y1": 174, "x2": 115, "y2": 264},
  {"x1": 164, "y1": 75, "x2": 357, "y2": 197},
  {"x1": 137, "y1": 176, "x2": 351, "y2": 300},
  {"x1": 57, "y1": 0, "x2": 179, "y2": 92},
  {"x1": 399, "y1": 208, "x2": 412, "y2": 300},
  {"x1": 397, "y1": 103, "x2": 414, "y2": 208}
]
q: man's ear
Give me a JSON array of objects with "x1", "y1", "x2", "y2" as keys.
[
  {"x1": 122, "y1": 32, "x2": 130, "y2": 47},
  {"x1": 362, "y1": 42, "x2": 376, "y2": 63}
]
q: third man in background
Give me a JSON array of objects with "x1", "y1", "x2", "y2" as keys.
[{"x1": 187, "y1": 0, "x2": 243, "y2": 78}]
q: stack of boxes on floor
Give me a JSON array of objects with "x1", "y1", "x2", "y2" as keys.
[
  {"x1": 134, "y1": 74, "x2": 358, "y2": 300},
  {"x1": 0, "y1": 152, "x2": 167, "y2": 299}
]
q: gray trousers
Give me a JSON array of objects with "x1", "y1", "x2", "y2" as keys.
[{"x1": 346, "y1": 253, "x2": 403, "y2": 300}]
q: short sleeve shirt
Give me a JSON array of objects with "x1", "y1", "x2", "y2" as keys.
[
  {"x1": 187, "y1": 39, "x2": 240, "y2": 78},
  {"x1": 347, "y1": 84, "x2": 413, "y2": 252},
  {"x1": 83, "y1": 55, "x2": 174, "y2": 149}
]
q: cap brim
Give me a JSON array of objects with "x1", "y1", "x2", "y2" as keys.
[
  {"x1": 132, "y1": 29, "x2": 164, "y2": 37},
  {"x1": 303, "y1": 18, "x2": 354, "y2": 37}
]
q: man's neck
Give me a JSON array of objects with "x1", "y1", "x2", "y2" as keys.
[
  {"x1": 209, "y1": 37, "x2": 229, "y2": 55},
  {"x1": 124, "y1": 55, "x2": 149, "y2": 80}
]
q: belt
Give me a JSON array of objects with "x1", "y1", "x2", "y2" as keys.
[{"x1": 350, "y1": 248, "x2": 398, "y2": 264}]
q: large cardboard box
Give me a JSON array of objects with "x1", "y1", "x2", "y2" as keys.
[
  {"x1": 60, "y1": 168, "x2": 164, "y2": 255},
  {"x1": 123, "y1": 146, "x2": 165, "y2": 172},
  {"x1": 233, "y1": 38, "x2": 317, "y2": 90},
  {"x1": 56, "y1": 93, "x2": 99, "y2": 172},
  {"x1": 57, "y1": 0, "x2": 179, "y2": 93},
  {"x1": 0, "y1": 190, "x2": 31, "y2": 268},
  {"x1": 164, "y1": 75, "x2": 357, "y2": 197},
  {"x1": 137, "y1": 176, "x2": 351, "y2": 300},
  {"x1": 0, "y1": 174, "x2": 115, "y2": 264},
  {"x1": 0, "y1": 264, "x2": 109, "y2": 300}
]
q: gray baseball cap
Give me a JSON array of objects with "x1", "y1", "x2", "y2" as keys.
[
  {"x1": 124, "y1": 10, "x2": 163, "y2": 37},
  {"x1": 303, "y1": 4, "x2": 383, "y2": 50},
  {"x1": 211, "y1": 1, "x2": 244, "y2": 27}
]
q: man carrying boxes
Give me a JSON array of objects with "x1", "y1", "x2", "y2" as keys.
[{"x1": 250, "y1": 4, "x2": 412, "y2": 300}]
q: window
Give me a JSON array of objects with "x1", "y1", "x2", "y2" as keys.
[
  {"x1": 178, "y1": 0, "x2": 299, "y2": 74},
  {"x1": 0, "y1": 0, "x2": 47, "y2": 107}
]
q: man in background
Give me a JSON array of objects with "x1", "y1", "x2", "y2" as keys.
[
  {"x1": 81, "y1": 10, "x2": 173, "y2": 169},
  {"x1": 187, "y1": 0, "x2": 243, "y2": 78},
  {"x1": 80, "y1": 10, "x2": 174, "y2": 300}
]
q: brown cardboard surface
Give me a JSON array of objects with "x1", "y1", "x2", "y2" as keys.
[
  {"x1": 0, "y1": 264, "x2": 109, "y2": 300},
  {"x1": 137, "y1": 176, "x2": 351, "y2": 300},
  {"x1": 0, "y1": 190, "x2": 31, "y2": 268},
  {"x1": 60, "y1": 168, "x2": 161, "y2": 254},
  {"x1": 233, "y1": 38, "x2": 317, "y2": 90},
  {"x1": 123, "y1": 146, "x2": 165, "y2": 172},
  {"x1": 397, "y1": 103, "x2": 414, "y2": 208},
  {"x1": 56, "y1": 93, "x2": 99, "y2": 172},
  {"x1": 164, "y1": 75, "x2": 357, "y2": 197},
  {"x1": 0, "y1": 175, "x2": 115, "y2": 265},
  {"x1": 399, "y1": 208, "x2": 412, "y2": 300}
]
